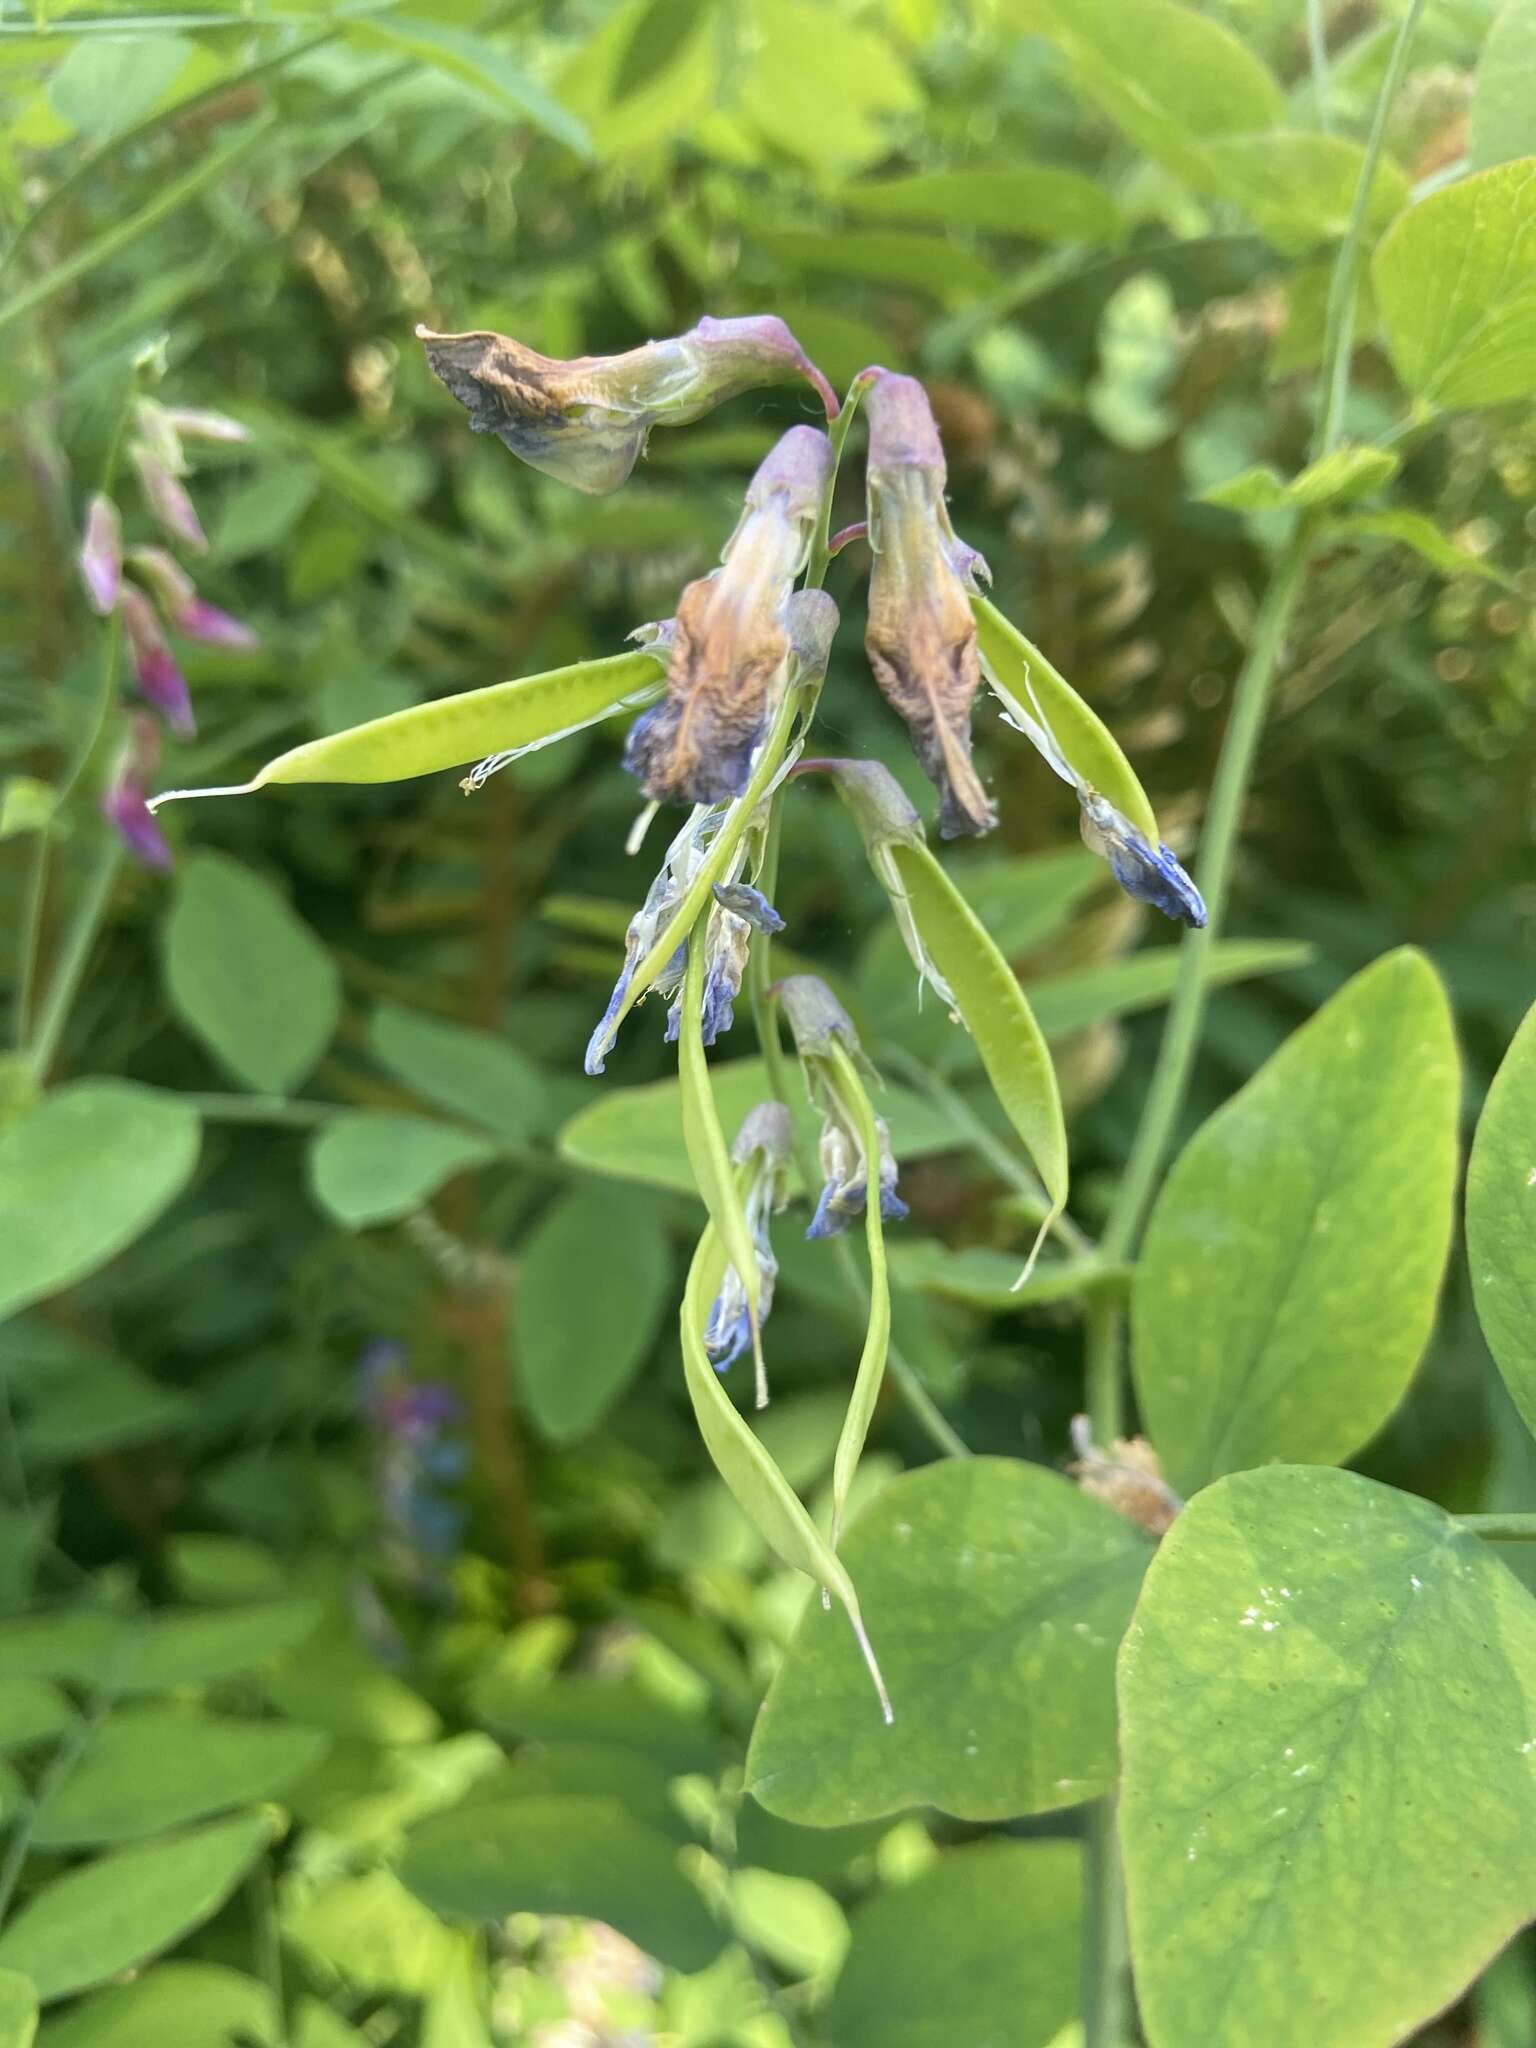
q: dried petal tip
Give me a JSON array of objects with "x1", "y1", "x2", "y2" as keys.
[
  {"x1": 712, "y1": 881, "x2": 784, "y2": 933},
  {"x1": 1079, "y1": 794, "x2": 1207, "y2": 928},
  {"x1": 864, "y1": 372, "x2": 996, "y2": 840},
  {"x1": 1068, "y1": 1416, "x2": 1183, "y2": 1535},
  {"x1": 624, "y1": 428, "x2": 832, "y2": 806},
  {"x1": 101, "y1": 714, "x2": 173, "y2": 872},
  {"x1": 418, "y1": 313, "x2": 835, "y2": 496},
  {"x1": 78, "y1": 495, "x2": 122, "y2": 615}
]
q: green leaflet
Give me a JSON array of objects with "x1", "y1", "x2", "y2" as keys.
[
  {"x1": 1467, "y1": 999, "x2": 1536, "y2": 1438},
  {"x1": 884, "y1": 840, "x2": 1067, "y2": 1236},
  {"x1": 971, "y1": 593, "x2": 1159, "y2": 842},
  {"x1": 677, "y1": 934, "x2": 764, "y2": 1400},
  {"x1": 824, "y1": 1044, "x2": 892, "y2": 1553},
  {"x1": 680, "y1": 1228, "x2": 891, "y2": 1721},
  {"x1": 151, "y1": 651, "x2": 664, "y2": 802}
]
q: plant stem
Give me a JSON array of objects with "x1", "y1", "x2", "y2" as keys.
[
  {"x1": 1082, "y1": 1797, "x2": 1130, "y2": 2048},
  {"x1": 1460, "y1": 1515, "x2": 1536, "y2": 1542},
  {"x1": 25, "y1": 831, "x2": 122, "y2": 1085}
]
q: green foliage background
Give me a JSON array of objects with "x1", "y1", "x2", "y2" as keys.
[{"x1": 2, "y1": 1, "x2": 1536, "y2": 2044}]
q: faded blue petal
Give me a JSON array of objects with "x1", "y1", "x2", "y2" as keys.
[
  {"x1": 704, "y1": 1301, "x2": 753, "y2": 1372},
  {"x1": 711, "y1": 881, "x2": 784, "y2": 932},
  {"x1": 806, "y1": 1179, "x2": 854, "y2": 1240},
  {"x1": 1082, "y1": 796, "x2": 1207, "y2": 928}
]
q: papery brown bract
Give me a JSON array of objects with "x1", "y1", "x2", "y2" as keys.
[
  {"x1": 417, "y1": 313, "x2": 837, "y2": 496},
  {"x1": 864, "y1": 372, "x2": 996, "y2": 839},
  {"x1": 624, "y1": 428, "x2": 832, "y2": 806}
]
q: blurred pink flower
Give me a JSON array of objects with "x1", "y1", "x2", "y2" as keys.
[
  {"x1": 120, "y1": 583, "x2": 195, "y2": 735},
  {"x1": 130, "y1": 546, "x2": 258, "y2": 649},
  {"x1": 78, "y1": 494, "x2": 122, "y2": 615},
  {"x1": 100, "y1": 715, "x2": 173, "y2": 871},
  {"x1": 130, "y1": 440, "x2": 208, "y2": 554}
]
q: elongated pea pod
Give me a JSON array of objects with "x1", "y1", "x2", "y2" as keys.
[
  {"x1": 148, "y1": 650, "x2": 664, "y2": 808},
  {"x1": 824, "y1": 1041, "x2": 892, "y2": 1556},
  {"x1": 678, "y1": 928, "x2": 766, "y2": 1406},
  {"x1": 971, "y1": 594, "x2": 1158, "y2": 843},
  {"x1": 681, "y1": 1225, "x2": 892, "y2": 1723},
  {"x1": 884, "y1": 838, "x2": 1068, "y2": 1278}
]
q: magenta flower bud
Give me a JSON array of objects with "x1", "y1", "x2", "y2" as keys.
[
  {"x1": 418, "y1": 313, "x2": 837, "y2": 496},
  {"x1": 623, "y1": 427, "x2": 834, "y2": 806},
  {"x1": 78, "y1": 494, "x2": 122, "y2": 615},
  {"x1": 100, "y1": 714, "x2": 173, "y2": 872},
  {"x1": 130, "y1": 441, "x2": 208, "y2": 555},
  {"x1": 160, "y1": 406, "x2": 250, "y2": 445},
  {"x1": 864, "y1": 371, "x2": 995, "y2": 839},
  {"x1": 120, "y1": 583, "x2": 195, "y2": 736},
  {"x1": 129, "y1": 547, "x2": 258, "y2": 649}
]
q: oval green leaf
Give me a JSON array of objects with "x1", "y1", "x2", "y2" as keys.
[
  {"x1": 398, "y1": 1795, "x2": 720, "y2": 1972},
  {"x1": 34, "y1": 1964, "x2": 275, "y2": 2048},
  {"x1": 1372, "y1": 158, "x2": 1536, "y2": 409},
  {"x1": 747, "y1": 1457, "x2": 1151, "y2": 1826},
  {"x1": 31, "y1": 1709, "x2": 329, "y2": 1848},
  {"x1": 971, "y1": 594, "x2": 1159, "y2": 842},
  {"x1": 841, "y1": 163, "x2": 1122, "y2": 243},
  {"x1": 308, "y1": 1113, "x2": 496, "y2": 1229},
  {"x1": 885, "y1": 840, "x2": 1067, "y2": 1217},
  {"x1": 0, "y1": 1971, "x2": 35, "y2": 2048},
  {"x1": 1132, "y1": 949, "x2": 1459, "y2": 1495},
  {"x1": 1468, "y1": 999, "x2": 1536, "y2": 1438},
  {"x1": 164, "y1": 852, "x2": 340, "y2": 1094},
  {"x1": 0, "y1": 1811, "x2": 276, "y2": 2003},
  {"x1": 1120, "y1": 1465, "x2": 1536, "y2": 2048},
  {"x1": 0, "y1": 1082, "x2": 200, "y2": 1323},
  {"x1": 827, "y1": 1840, "x2": 1081, "y2": 2048},
  {"x1": 368, "y1": 1003, "x2": 546, "y2": 1145},
  {"x1": 513, "y1": 1182, "x2": 670, "y2": 1442}
]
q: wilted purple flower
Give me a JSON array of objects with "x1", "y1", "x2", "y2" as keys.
[
  {"x1": 864, "y1": 371, "x2": 996, "y2": 839},
  {"x1": 585, "y1": 808, "x2": 709, "y2": 1075},
  {"x1": 120, "y1": 582, "x2": 194, "y2": 736},
  {"x1": 130, "y1": 439, "x2": 208, "y2": 554},
  {"x1": 806, "y1": 1109, "x2": 907, "y2": 1239},
  {"x1": 706, "y1": 1102, "x2": 793, "y2": 1377},
  {"x1": 78, "y1": 494, "x2": 122, "y2": 615},
  {"x1": 624, "y1": 427, "x2": 833, "y2": 806},
  {"x1": 772, "y1": 976, "x2": 908, "y2": 1240},
  {"x1": 100, "y1": 714, "x2": 173, "y2": 871},
  {"x1": 418, "y1": 313, "x2": 837, "y2": 495},
  {"x1": 130, "y1": 546, "x2": 258, "y2": 649},
  {"x1": 663, "y1": 881, "x2": 785, "y2": 1051}
]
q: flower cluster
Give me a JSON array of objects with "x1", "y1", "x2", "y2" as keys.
[
  {"x1": 77, "y1": 398, "x2": 256, "y2": 867},
  {"x1": 358, "y1": 1339, "x2": 467, "y2": 1598}
]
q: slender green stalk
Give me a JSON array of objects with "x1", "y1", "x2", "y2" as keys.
[
  {"x1": 1082, "y1": 1798, "x2": 1130, "y2": 2048},
  {"x1": 25, "y1": 832, "x2": 123, "y2": 1085},
  {"x1": 1305, "y1": 0, "x2": 1332, "y2": 132},
  {"x1": 1460, "y1": 1516, "x2": 1536, "y2": 1543},
  {"x1": 0, "y1": 1686, "x2": 114, "y2": 1926}
]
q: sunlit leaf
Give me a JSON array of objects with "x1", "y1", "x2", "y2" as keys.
[
  {"x1": 308, "y1": 1114, "x2": 496, "y2": 1229},
  {"x1": 1468, "y1": 1000, "x2": 1536, "y2": 1438}
]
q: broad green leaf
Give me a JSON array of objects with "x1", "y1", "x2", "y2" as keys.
[
  {"x1": 972, "y1": 595, "x2": 1158, "y2": 842},
  {"x1": 841, "y1": 165, "x2": 1122, "y2": 244},
  {"x1": 0, "y1": 1612, "x2": 133, "y2": 1686},
  {"x1": 1333, "y1": 508, "x2": 1510, "y2": 582},
  {"x1": 0, "y1": 1971, "x2": 35, "y2": 2048},
  {"x1": 1135, "y1": 951, "x2": 1458, "y2": 1493},
  {"x1": 398, "y1": 1795, "x2": 722, "y2": 1972},
  {"x1": 826, "y1": 1840, "x2": 1081, "y2": 2048},
  {"x1": 19, "y1": 1360, "x2": 187, "y2": 1462},
  {"x1": 1120, "y1": 1466, "x2": 1536, "y2": 2048},
  {"x1": 153, "y1": 652, "x2": 663, "y2": 799},
  {"x1": 118, "y1": 1600, "x2": 323, "y2": 1691},
  {"x1": 1199, "y1": 132, "x2": 1407, "y2": 255},
  {"x1": 735, "y1": 1798, "x2": 887, "y2": 1882},
  {"x1": 1472, "y1": 1, "x2": 1536, "y2": 169},
  {"x1": 0, "y1": 1083, "x2": 200, "y2": 1322},
  {"x1": 1467, "y1": 1000, "x2": 1536, "y2": 1437},
  {"x1": 1021, "y1": 0, "x2": 1284, "y2": 190},
  {"x1": 513, "y1": 1183, "x2": 670, "y2": 1441},
  {"x1": 262, "y1": 1628, "x2": 440, "y2": 1745},
  {"x1": 1373, "y1": 158, "x2": 1536, "y2": 408},
  {"x1": 0, "y1": 1679, "x2": 71, "y2": 1754},
  {"x1": 888, "y1": 1240, "x2": 1122, "y2": 1311},
  {"x1": 557, "y1": 1057, "x2": 958, "y2": 1196},
  {"x1": 36, "y1": 1964, "x2": 276, "y2": 2048},
  {"x1": 367, "y1": 1003, "x2": 546, "y2": 1145},
  {"x1": 885, "y1": 841, "x2": 1066, "y2": 1218},
  {"x1": 469, "y1": 1672, "x2": 718, "y2": 1777},
  {"x1": 350, "y1": 18, "x2": 592, "y2": 157},
  {"x1": 31, "y1": 1709, "x2": 329, "y2": 1847},
  {"x1": 736, "y1": 0, "x2": 921, "y2": 174},
  {"x1": 557, "y1": 0, "x2": 719, "y2": 159},
  {"x1": 0, "y1": 1812, "x2": 276, "y2": 2002},
  {"x1": 48, "y1": 37, "x2": 193, "y2": 140},
  {"x1": 1201, "y1": 444, "x2": 1399, "y2": 511},
  {"x1": 748, "y1": 1458, "x2": 1151, "y2": 1825},
  {"x1": 731, "y1": 1868, "x2": 848, "y2": 1983},
  {"x1": 308, "y1": 1113, "x2": 496, "y2": 1229},
  {"x1": 754, "y1": 227, "x2": 1000, "y2": 303},
  {"x1": 1027, "y1": 938, "x2": 1312, "y2": 1040},
  {"x1": 280, "y1": 1869, "x2": 453, "y2": 1997},
  {"x1": 164, "y1": 852, "x2": 340, "y2": 1094},
  {"x1": 681, "y1": 1228, "x2": 891, "y2": 1718},
  {"x1": 493, "y1": 1740, "x2": 691, "y2": 1842}
]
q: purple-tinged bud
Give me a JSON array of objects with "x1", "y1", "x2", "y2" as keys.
[
  {"x1": 772, "y1": 974, "x2": 863, "y2": 1063},
  {"x1": 100, "y1": 714, "x2": 173, "y2": 872},
  {"x1": 418, "y1": 313, "x2": 837, "y2": 496},
  {"x1": 78, "y1": 494, "x2": 122, "y2": 615},
  {"x1": 624, "y1": 428, "x2": 833, "y2": 807},
  {"x1": 120, "y1": 583, "x2": 195, "y2": 736},
  {"x1": 129, "y1": 547, "x2": 258, "y2": 649},
  {"x1": 132, "y1": 397, "x2": 185, "y2": 473},
  {"x1": 864, "y1": 372, "x2": 995, "y2": 840},
  {"x1": 770, "y1": 976, "x2": 906, "y2": 1241},
  {"x1": 160, "y1": 405, "x2": 251, "y2": 445},
  {"x1": 705, "y1": 1101, "x2": 794, "y2": 1373},
  {"x1": 130, "y1": 441, "x2": 208, "y2": 554},
  {"x1": 811, "y1": 758, "x2": 954, "y2": 1008}
]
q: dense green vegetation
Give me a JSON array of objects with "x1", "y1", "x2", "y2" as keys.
[{"x1": 3, "y1": 2, "x2": 1536, "y2": 2044}]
